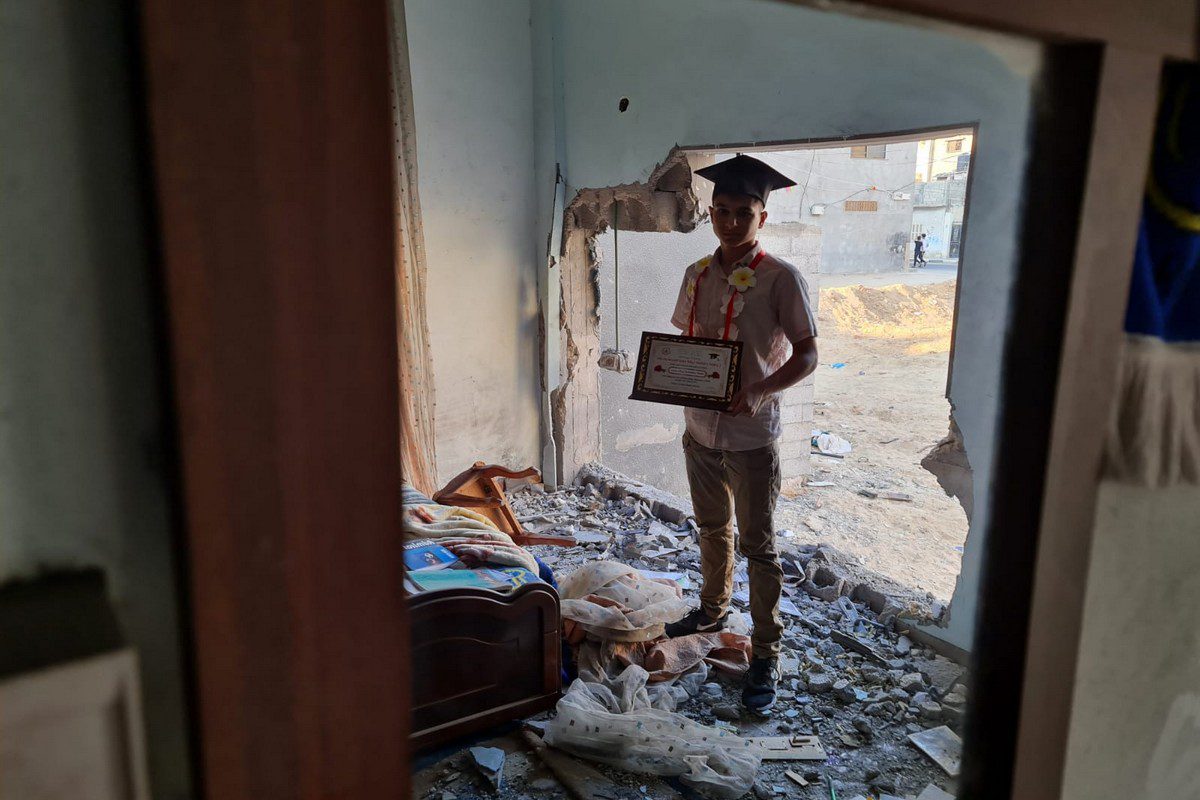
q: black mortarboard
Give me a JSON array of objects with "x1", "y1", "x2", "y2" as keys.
[{"x1": 695, "y1": 154, "x2": 797, "y2": 205}]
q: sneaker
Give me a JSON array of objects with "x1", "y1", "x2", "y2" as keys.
[
  {"x1": 664, "y1": 607, "x2": 729, "y2": 638},
  {"x1": 742, "y1": 656, "x2": 780, "y2": 713}
]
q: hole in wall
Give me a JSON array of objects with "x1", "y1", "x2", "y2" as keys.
[
  {"x1": 618, "y1": 97, "x2": 630, "y2": 113},
  {"x1": 570, "y1": 133, "x2": 976, "y2": 625}
]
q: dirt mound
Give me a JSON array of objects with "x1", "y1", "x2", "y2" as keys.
[{"x1": 818, "y1": 280, "x2": 956, "y2": 352}]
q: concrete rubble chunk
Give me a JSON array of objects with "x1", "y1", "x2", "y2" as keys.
[
  {"x1": 908, "y1": 725, "x2": 963, "y2": 776},
  {"x1": 713, "y1": 703, "x2": 741, "y2": 721},
  {"x1": 469, "y1": 746, "x2": 505, "y2": 792},
  {"x1": 851, "y1": 715, "x2": 875, "y2": 739},
  {"x1": 919, "y1": 699, "x2": 943, "y2": 719},
  {"x1": 916, "y1": 782, "x2": 956, "y2": 800},
  {"x1": 807, "y1": 673, "x2": 834, "y2": 693},
  {"x1": 834, "y1": 679, "x2": 858, "y2": 703},
  {"x1": 489, "y1": 480, "x2": 974, "y2": 797}
]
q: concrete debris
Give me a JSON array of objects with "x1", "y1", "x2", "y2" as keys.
[
  {"x1": 520, "y1": 729, "x2": 652, "y2": 800},
  {"x1": 807, "y1": 673, "x2": 834, "y2": 693},
  {"x1": 908, "y1": 725, "x2": 962, "y2": 776},
  {"x1": 830, "y1": 629, "x2": 890, "y2": 666},
  {"x1": 410, "y1": 480, "x2": 981, "y2": 800},
  {"x1": 713, "y1": 703, "x2": 742, "y2": 721},
  {"x1": 469, "y1": 747, "x2": 505, "y2": 792},
  {"x1": 916, "y1": 782, "x2": 956, "y2": 800},
  {"x1": 918, "y1": 699, "x2": 943, "y2": 719}
]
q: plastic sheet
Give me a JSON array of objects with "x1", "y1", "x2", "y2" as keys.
[
  {"x1": 544, "y1": 665, "x2": 761, "y2": 799},
  {"x1": 558, "y1": 561, "x2": 691, "y2": 642}
]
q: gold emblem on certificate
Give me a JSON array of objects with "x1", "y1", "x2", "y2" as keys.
[{"x1": 629, "y1": 332, "x2": 743, "y2": 410}]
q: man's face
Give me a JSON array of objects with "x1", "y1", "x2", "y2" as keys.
[{"x1": 710, "y1": 193, "x2": 766, "y2": 249}]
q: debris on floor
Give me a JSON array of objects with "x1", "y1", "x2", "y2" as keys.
[
  {"x1": 915, "y1": 782, "x2": 956, "y2": 800},
  {"x1": 469, "y1": 747, "x2": 505, "y2": 792},
  {"x1": 907, "y1": 726, "x2": 962, "y2": 777},
  {"x1": 415, "y1": 474, "x2": 971, "y2": 799},
  {"x1": 812, "y1": 431, "x2": 854, "y2": 457}
]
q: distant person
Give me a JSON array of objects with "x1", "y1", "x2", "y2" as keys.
[{"x1": 912, "y1": 234, "x2": 926, "y2": 268}]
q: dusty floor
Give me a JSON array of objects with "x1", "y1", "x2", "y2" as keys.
[
  {"x1": 775, "y1": 279, "x2": 969, "y2": 603},
  {"x1": 413, "y1": 278, "x2": 970, "y2": 800},
  {"x1": 413, "y1": 481, "x2": 966, "y2": 800}
]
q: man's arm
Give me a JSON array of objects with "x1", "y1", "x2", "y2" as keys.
[{"x1": 728, "y1": 337, "x2": 817, "y2": 416}]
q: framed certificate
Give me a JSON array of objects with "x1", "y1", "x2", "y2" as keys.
[{"x1": 629, "y1": 332, "x2": 743, "y2": 410}]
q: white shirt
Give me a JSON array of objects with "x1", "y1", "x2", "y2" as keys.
[{"x1": 670, "y1": 243, "x2": 817, "y2": 451}]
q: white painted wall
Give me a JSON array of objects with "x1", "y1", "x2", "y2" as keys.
[
  {"x1": 544, "y1": 0, "x2": 1042, "y2": 651},
  {"x1": 1061, "y1": 484, "x2": 1200, "y2": 799},
  {"x1": 765, "y1": 146, "x2": 920, "y2": 274},
  {"x1": 0, "y1": 2, "x2": 192, "y2": 797},
  {"x1": 406, "y1": 0, "x2": 543, "y2": 483}
]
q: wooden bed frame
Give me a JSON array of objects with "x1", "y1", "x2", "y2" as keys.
[
  {"x1": 433, "y1": 463, "x2": 576, "y2": 547},
  {"x1": 408, "y1": 583, "x2": 561, "y2": 752}
]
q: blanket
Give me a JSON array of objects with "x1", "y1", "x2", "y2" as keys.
[{"x1": 401, "y1": 502, "x2": 539, "y2": 574}]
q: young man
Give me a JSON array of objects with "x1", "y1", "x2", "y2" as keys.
[{"x1": 663, "y1": 155, "x2": 818, "y2": 712}]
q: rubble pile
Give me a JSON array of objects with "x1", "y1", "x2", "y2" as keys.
[{"x1": 419, "y1": 476, "x2": 967, "y2": 800}]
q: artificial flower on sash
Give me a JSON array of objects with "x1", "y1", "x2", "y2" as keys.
[{"x1": 687, "y1": 250, "x2": 765, "y2": 341}]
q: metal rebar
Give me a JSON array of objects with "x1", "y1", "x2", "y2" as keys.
[{"x1": 613, "y1": 199, "x2": 620, "y2": 350}]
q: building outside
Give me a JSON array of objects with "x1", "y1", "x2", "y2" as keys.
[
  {"x1": 911, "y1": 134, "x2": 972, "y2": 262},
  {"x1": 916, "y1": 133, "x2": 973, "y2": 182},
  {"x1": 757, "y1": 143, "x2": 918, "y2": 274},
  {"x1": 912, "y1": 179, "x2": 968, "y2": 261}
]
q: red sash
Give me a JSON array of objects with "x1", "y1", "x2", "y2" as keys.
[{"x1": 688, "y1": 249, "x2": 766, "y2": 340}]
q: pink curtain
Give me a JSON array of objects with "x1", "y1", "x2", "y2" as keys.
[{"x1": 390, "y1": 1, "x2": 438, "y2": 495}]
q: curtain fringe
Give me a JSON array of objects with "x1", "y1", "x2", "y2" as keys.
[{"x1": 1104, "y1": 335, "x2": 1200, "y2": 487}]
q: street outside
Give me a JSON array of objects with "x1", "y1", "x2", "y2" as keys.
[{"x1": 775, "y1": 273, "x2": 968, "y2": 604}]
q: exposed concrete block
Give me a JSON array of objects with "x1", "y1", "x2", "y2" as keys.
[
  {"x1": 921, "y1": 413, "x2": 973, "y2": 520},
  {"x1": 557, "y1": 149, "x2": 705, "y2": 481},
  {"x1": 781, "y1": 405, "x2": 811, "y2": 423},
  {"x1": 779, "y1": 439, "x2": 811, "y2": 464},
  {"x1": 777, "y1": 453, "x2": 806, "y2": 479}
]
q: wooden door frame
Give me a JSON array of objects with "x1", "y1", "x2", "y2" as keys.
[
  {"x1": 777, "y1": 3, "x2": 1178, "y2": 797},
  {"x1": 805, "y1": 2, "x2": 1183, "y2": 795},
  {"x1": 139, "y1": 1, "x2": 410, "y2": 798},
  {"x1": 136, "y1": 0, "x2": 1182, "y2": 798}
]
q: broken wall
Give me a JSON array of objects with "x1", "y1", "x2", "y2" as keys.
[
  {"x1": 406, "y1": 0, "x2": 543, "y2": 483},
  {"x1": 1060, "y1": 484, "x2": 1200, "y2": 799},
  {"x1": 764, "y1": 145, "x2": 920, "y2": 274},
  {"x1": 545, "y1": 0, "x2": 1043, "y2": 652}
]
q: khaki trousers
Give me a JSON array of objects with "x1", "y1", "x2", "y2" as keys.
[{"x1": 682, "y1": 430, "x2": 783, "y2": 659}]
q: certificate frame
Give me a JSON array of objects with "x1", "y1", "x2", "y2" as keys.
[{"x1": 629, "y1": 332, "x2": 743, "y2": 410}]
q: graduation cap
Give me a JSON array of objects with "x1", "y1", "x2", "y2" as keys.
[{"x1": 695, "y1": 154, "x2": 797, "y2": 205}]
